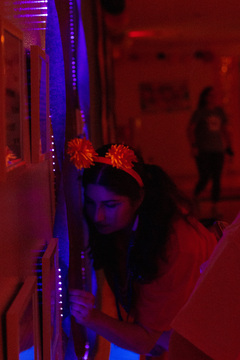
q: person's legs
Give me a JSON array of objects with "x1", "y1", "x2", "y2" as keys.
[
  {"x1": 194, "y1": 153, "x2": 211, "y2": 197},
  {"x1": 211, "y1": 152, "x2": 224, "y2": 203},
  {"x1": 209, "y1": 152, "x2": 224, "y2": 218}
]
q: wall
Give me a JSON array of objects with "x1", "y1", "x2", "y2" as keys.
[
  {"x1": 0, "y1": 163, "x2": 54, "y2": 279},
  {"x1": 0, "y1": 161, "x2": 55, "y2": 359},
  {"x1": 113, "y1": 41, "x2": 240, "y2": 191},
  {"x1": 0, "y1": 2, "x2": 55, "y2": 359}
]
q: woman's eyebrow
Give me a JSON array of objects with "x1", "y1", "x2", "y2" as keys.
[
  {"x1": 84, "y1": 195, "x2": 121, "y2": 203},
  {"x1": 102, "y1": 199, "x2": 121, "y2": 204}
]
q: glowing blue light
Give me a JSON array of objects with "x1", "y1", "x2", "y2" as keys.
[
  {"x1": 19, "y1": 346, "x2": 34, "y2": 360},
  {"x1": 110, "y1": 345, "x2": 140, "y2": 360}
]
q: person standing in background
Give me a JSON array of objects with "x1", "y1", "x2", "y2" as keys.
[{"x1": 187, "y1": 86, "x2": 234, "y2": 217}]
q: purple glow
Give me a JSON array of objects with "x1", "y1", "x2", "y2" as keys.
[
  {"x1": 83, "y1": 342, "x2": 90, "y2": 360},
  {"x1": 14, "y1": 0, "x2": 48, "y2": 26},
  {"x1": 16, "y1": 13, "x2": 48, "y2": 17},
  {"x1": 57, "y1": 267, "x2": 63, "y2": 317},
  {"x1": 14, "y1": 1, "x2": 47, "y2": 3},
  {"x1": 14, "y1": 7, "x2": 48, "y2": 10}
]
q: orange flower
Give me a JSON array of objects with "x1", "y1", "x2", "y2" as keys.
[
  {"x1": 106, "y1": 144, "x2": 138, "y2": 169},
  {"x1": 67, "y1": 137, "x2": 97, "y2": 170}
]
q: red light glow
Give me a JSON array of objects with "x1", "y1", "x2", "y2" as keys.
[{"x1": 128, "y1": 30, "x2": 156, "y2": 38}]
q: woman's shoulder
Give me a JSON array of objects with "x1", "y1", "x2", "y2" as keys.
[{"x1": 170, "y1": 216, "x2": 217, "y2": 252}]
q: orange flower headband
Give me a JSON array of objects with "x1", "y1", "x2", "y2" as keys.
[{"x1": 67, "y1": 137, "x2": 144, "y2": 187}]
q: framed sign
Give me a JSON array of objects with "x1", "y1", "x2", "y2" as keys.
[
  {"x1": 139, "y1": 81, "x2": 191, "y2": 113},
  {"x1": 30, "y1": 45, "x2": 50, "y2": 163},
  {"x1": 6, "y1": 276, "x2": 41, "y2": 360},
  {"x1": 0, "y1": 19, "x2": 27, "y2": 180}
]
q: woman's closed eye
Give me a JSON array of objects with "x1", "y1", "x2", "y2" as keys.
[
  {"x1": 84, "y1": 196, "x2": 121, "y2": 209},
  {"x1": 104, "y1": 201, "x2": 121, "y2": 209}
]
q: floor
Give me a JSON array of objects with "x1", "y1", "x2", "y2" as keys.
[
  {"x1": 197, "y1": 197, "x2": 240, "y2": 224},
  {"x1": 175, "y1": 173, "x2": 240, "y2": 225}
]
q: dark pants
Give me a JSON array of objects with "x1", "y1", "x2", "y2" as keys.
[{"x1": 194, "y1": 152, "x2": 224, "y2": 203}]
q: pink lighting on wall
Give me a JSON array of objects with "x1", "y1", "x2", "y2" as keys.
[
  {"x1": 12, "y1": 0, "x2": 48, "y2": 30},
  {"x1": 14, "y1": 0, "x2": 48, "y2": 3}
]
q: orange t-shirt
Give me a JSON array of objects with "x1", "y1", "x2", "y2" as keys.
[
  {"x1": 171, "y1": 213, "x2": 240, "y2": 359},
  {"x1": 132, "y1": 217, "x2": 217, "y2": 333}
]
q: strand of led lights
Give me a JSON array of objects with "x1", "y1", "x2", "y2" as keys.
[
  {"x1": 58, "y1": 268, "x2": 63, "y2": 317},
  {"x1": 69, "y1": 0, "x2": 77, "y2": 90},
  {"x1": 50, "y1": 120, "x2": 64, "y2": 320},
  {"x1": 81, "y1": 250, "x2": 90, "y2": 359},
  {"x1": 69, "y1": 1, "x2": 89, "y2": 357}
]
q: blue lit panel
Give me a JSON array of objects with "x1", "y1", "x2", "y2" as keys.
[
  {"x1": 19, "y1": 346, "x2": 34, "y2": 360},
  {"x1": 110, "y1": 344, "x2": 140, "y2": 360}
]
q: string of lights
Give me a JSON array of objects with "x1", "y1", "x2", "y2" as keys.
[
  {"x1": 69, "y1": 0, "x2": 77, "y2": 91},
  {"x1": 68, "y1": 1, "x2": 89, "y2": 358}
]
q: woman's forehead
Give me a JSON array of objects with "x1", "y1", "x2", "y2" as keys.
[{"x1": 85, "y1": 184, "x2": 125, "y2": 201}]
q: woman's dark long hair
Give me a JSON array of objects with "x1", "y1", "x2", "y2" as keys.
[{"x1": 82, "y1": 144, "x2": 193, "y2": 283}]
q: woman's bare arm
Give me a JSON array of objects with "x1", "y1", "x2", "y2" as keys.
[{"x1": 69, "y1": 289, "x2": 161, "y2": 354}]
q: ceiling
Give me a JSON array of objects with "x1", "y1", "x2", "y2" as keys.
[{"x1": 123, "y1": 0, "x2": 240, "y2": 45}]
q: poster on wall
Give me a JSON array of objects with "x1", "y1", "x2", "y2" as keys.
[
  {"x1": 0, "y1": 19, "x2": 28, "y2": 180},
  {"x1": 139, "y1": 81, "x2": 191, "y2": 113}
]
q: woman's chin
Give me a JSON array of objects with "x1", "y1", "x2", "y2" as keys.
[{"x1": 95, "y1": 224, "x2": 113, "y2": 234}]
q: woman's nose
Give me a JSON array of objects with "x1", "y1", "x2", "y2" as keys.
[{"x1": 94, "y1": 205, "x2": 105, "y2": 222}]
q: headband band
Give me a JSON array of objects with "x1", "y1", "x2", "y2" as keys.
[
  {"x1": 67, "y1": 137, "x2": 144, "y2": 187},
  {"x1": 94, "y1": 156, "x2": 144, "y2": 187}
]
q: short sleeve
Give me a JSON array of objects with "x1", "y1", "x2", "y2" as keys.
[{"x1": 133, "y1": 218, "x2": 217, "y2": 333}]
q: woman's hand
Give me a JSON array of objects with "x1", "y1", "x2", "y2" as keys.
[
  {"x1": 69, "y1": 288, "x2": 161, "y2": 354},
  {"x1": 69, "y1": 289, "x2": 96, "y2": 325}
]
